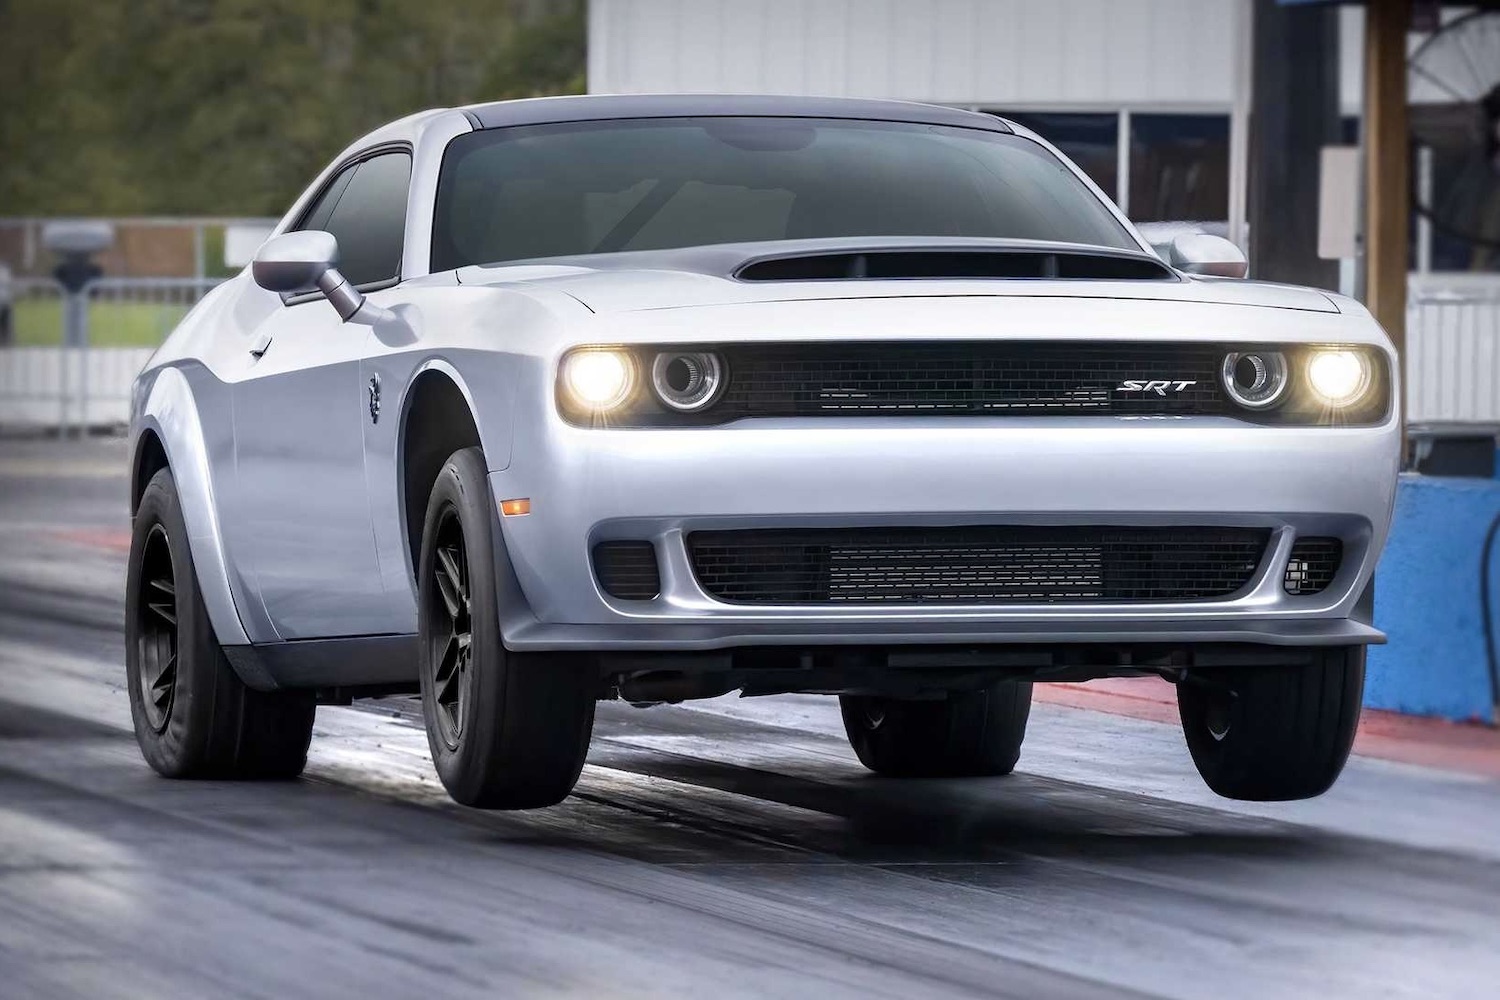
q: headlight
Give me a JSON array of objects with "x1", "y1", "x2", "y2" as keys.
[
  {"x1": 1220, "y1": 350, "x2": 1288, "y2": 409},
  {"x1": 560, "y1": 349, "x2": 634, "y2": 412},
  {"x1": 651, "y1": 351, "x2": 725, "y2": 411},
  {"x1": 1306, "y1": 349, "x2": 1371, "y2": 407}
]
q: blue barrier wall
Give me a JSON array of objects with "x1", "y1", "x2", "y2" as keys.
[{"x1": 1367, "y1": 475, "x2": 1500, "y2": 724}]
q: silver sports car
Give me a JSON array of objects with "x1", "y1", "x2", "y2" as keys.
[{"x1": 126, "y1": 95, "x2": 1399, "y2": 808}]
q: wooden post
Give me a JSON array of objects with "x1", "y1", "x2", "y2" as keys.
[{"x1": 1364, "y1": 0, "x2": 1410, "y2": 398}]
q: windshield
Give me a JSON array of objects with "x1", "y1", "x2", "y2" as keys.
[{"x1": 430, "y1": 117, "x2": 1138, "y2": 271}]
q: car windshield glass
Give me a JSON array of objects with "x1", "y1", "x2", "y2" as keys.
[{"x1": 430, "y1": 117, "x2": 1137, "y2": 270}]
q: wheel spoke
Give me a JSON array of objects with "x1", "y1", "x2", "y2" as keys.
[
  {"x1": 434, "y1": 635, "x2": 461, "y2": 689},
  {"x1": 134, "y1": 525, "x2": 178, "y2": 734},
  {"x1": 434, "y1": 547, "x2": 465, "y2": 620},
  {"x1": 151, "y1": 653, "x2": 176, "y2": 710},
  {"x1": 428, "y1": 512, "x2": 473, "y2": 747},
  {"x1": 455, "y1": 649, "x2": 469, "y2": 731}
]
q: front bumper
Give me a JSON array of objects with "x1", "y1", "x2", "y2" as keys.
[{"x1": 489, "y1": 414, "x2": 1400, "y2": 651}]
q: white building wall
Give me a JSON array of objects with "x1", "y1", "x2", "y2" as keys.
[{"x1": 588, "y1": 0, "x2": 1246, "y2": 110}]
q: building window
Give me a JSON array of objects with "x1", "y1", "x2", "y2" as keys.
[
  {"x1": 990, "y1": 110, "x2": 1230, "y2": 231},
  {"x1": 1128, "y1": 114, "x2": 1230, "y2": 225},
  {"x1": 989, "y1": 112, "x2": 1119, "y2": 202}
]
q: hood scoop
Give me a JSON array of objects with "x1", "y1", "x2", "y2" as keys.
[{"x1": 736, "y1": 247, "x2": 1175, "y2": 282}]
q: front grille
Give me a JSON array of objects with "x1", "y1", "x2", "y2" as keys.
[
  {"x1": 704, "y1": 342, "x2": 1229, "y2": 420},
  {"x1": 688, "y1": 526, "x2": 1270, "y2": 605},
  {"x1": 1284, "y1": 537, "x2": 1342, "y2": 595},
  {"x1": 593, "y1": 541, "x2": 661, "y2": 600}
]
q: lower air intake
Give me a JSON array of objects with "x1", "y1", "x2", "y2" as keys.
[
  {"x1": 593, "y1": 541, "x2": 661, "y2": 600},
  {"x1": 688, "y1": 526, "x2": 1270, "y2": 605},
  {"x1": 1284, "y1": 537, "x2": 1342, "y2": 595}
]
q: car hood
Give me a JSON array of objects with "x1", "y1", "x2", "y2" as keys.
[{"x1": 454, "y1": 238, "x2": 1339, "y2": 316}]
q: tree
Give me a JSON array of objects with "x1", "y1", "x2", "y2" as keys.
[{"x1": 0, "y1": 0, "x2": 586, "y2": 216}]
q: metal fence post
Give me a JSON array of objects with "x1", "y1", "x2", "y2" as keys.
[{"x1": 78, "y1": 282, "x2": 92, "y2": 435}]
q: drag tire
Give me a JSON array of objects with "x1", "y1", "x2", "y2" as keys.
[
  {"x1": 417, "y1": 446, "x2": 596, "y2": 809},
  {"x1": 126, "y1": 468, "x2": 316, "y2": 779},
  {"x1": 1178, "y1": 646, "x2": 1365, "y2": 801},
  {"x1": 840, "y1": 681, "x2": 1033, "y2": 777}
]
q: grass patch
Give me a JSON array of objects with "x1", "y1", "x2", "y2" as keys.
[{"x1": 13, "y1": 298, "x2": 189, "y2": 347}]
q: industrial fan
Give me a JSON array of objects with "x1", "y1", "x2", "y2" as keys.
[{"x1": 1409, "y1": 9, "x2": 1500, "y2": 254}]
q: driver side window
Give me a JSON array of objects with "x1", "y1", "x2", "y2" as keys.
[{"x1": 295, "y1": 150, "x2": 412, "y2": 288}]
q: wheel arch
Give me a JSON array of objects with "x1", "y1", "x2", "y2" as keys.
[
  {"x1": 398, "y1": 362, "x2": 485, "y2": 580},
  {"x1": 130, "y1": 427, "x2": 170, "y2": 517}
]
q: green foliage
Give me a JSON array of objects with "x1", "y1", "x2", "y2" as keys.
[{"x1": 0, "y1": 0, "x2": 585, "y2": 216}]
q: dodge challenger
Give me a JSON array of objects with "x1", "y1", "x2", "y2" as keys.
[{"x1": 126, "y1": 95, "x2": 1399, "y2": 808}]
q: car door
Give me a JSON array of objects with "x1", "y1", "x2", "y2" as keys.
[{"x1": 228, "y1": 149, "x2": 412, "y2": 639}]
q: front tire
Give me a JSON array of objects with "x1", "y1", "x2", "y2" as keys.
[
  {"x1": 126, "y1": 468, "x2": 315, "y2": 779},
  {"x1": 840, "y1": 680, "x2": 1033, "y2": 777},
  {"x1": 417, "y1": 447, "x2": 596, "y2": 809},
  {"x1": 1178, "y1": 646, "x2": 1365, "y2": 801}
]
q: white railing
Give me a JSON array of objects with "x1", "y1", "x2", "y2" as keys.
[
  {"x1": 1407, "y1": 282, "x2": 1500, "y2": 428},
  {"x1": 0, "y1": 276, "x2": 223, "y2": 433}
]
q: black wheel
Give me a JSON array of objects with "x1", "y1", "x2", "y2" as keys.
[
  {"x1": 126, "y1": 468, "x2": 315, "y2": 779},
  {"x1": 1178, "y1": 646, "x2": 1365, "y2": 801},
  {"x1": 417, "y1": 446, "x2": 596, "y2": 809},
  {"x1": 839, "y1": 680, "x2": 1033, "y2": 777}
]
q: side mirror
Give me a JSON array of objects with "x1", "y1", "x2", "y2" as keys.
[
  {"x1": 251, "y1": 230, "x2": 391, "y2": 325},
  {"x1": 1168, "y1": 233, "x2": 1248, "y2": 279},
  {"x1": 251, "y1": 230, "x2": 336, "y2": 292}
]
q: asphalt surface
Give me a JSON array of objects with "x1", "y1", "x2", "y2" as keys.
[{"x1": 1, "y1": 436, "x2": 1499, "y2": 999}]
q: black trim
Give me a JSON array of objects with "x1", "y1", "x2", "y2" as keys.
[
  {"x1": 735, "y1": 246, "x2": 1174, "y2": 282},
  {"x1": 225, "y1": 635, "x2": 418, "y2": 690},
  {"x1": 291, "y1": 141, "x2": 414, "y2": 232},
  {"x1": 686, "y1": 526, "x2": 1272, "y2": 606}
]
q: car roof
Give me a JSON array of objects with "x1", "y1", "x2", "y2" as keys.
[{"x1": 460, "y1": 93, "x2": 1014, "y2": 133}]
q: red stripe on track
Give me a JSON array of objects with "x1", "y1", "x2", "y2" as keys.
[{"x1": 52, "y1": 528, "x2": 132, "y2": 553}]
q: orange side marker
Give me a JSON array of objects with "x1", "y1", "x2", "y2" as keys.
[{"x1": 499, "y1": 498, "x2": 531, "y2": 517}]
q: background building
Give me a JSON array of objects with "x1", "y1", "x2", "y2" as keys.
[{"x1": 589, "y1": 0, "x2": 1255, "y2": 244}]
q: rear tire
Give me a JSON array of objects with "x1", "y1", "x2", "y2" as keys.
[
  {"x1": 1178, "y1": 646, "x2": 1365, "y2": 801},
  {"x1": 417, "y1": 447, "x2": 596, "y2": 809},
  {"x1": 126, "y1": 468, "x2": 316, "y2": 779},
  {"x1": 840, "y1": 680, "x2": 1033, "y2": 777}
]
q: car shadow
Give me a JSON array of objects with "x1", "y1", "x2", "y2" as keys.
[{"x1": 561, "y1": 738, "x2": 1336, "y2": 872}]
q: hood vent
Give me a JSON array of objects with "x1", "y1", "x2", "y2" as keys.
[{"x1": 736, "y1": 248, "x2": 1174, "y2": 283}]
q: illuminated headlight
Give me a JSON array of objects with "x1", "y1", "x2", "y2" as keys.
[
  {"x1": 1220, "y1": 350, "x2": 1288, "y2": 409},
  {"x1": 1306, "y1": 349, "x2": 1372, "y2": 407},
  {"x1": 560, "y1": 348, "x2": 634, "y2": 412},
  {"x1": 651, "y1": 351, "x2": 725, "y2": 411}
]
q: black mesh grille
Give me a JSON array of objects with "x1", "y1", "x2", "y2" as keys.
[
  {"x1": 688, "y1": 526, "x2": 1270, "y2": 605},
  {"x1": 1284, "y1": 537, "x2": 1342, "y2": 595},
  {"x1": 593, "y1": 541, "x2": 661, "y2": 600},
  {"x1": 705, "y1": 342, "x2": 1228, "y2": 420}
]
